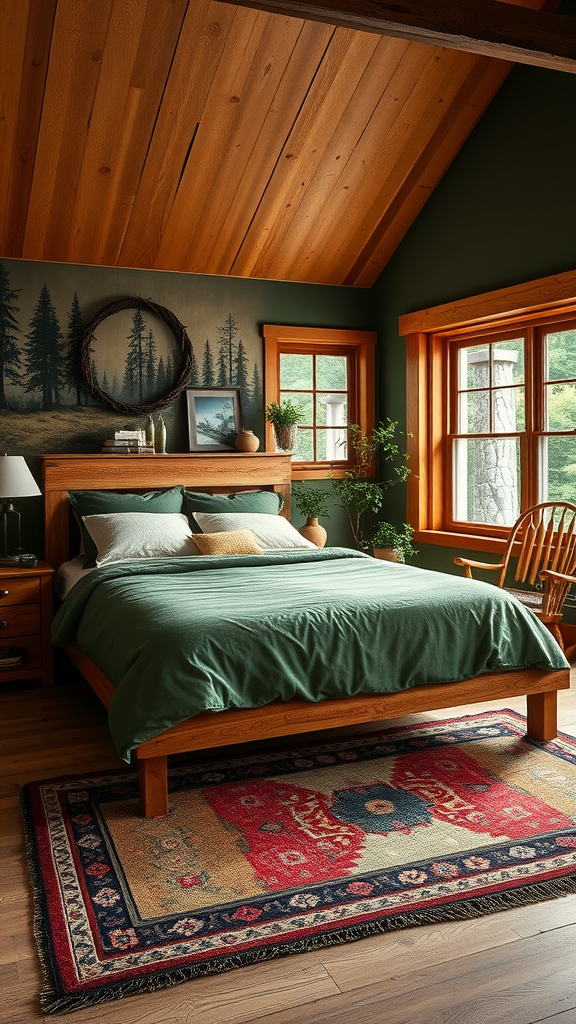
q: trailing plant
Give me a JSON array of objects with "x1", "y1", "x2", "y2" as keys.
[
  {"x1": 371, "y1": 521, "x2": 417, "y2": 562},
  {"x1": 292, "y1": 484, "x2": 331, "y2": 521},
  {"x1": 331, "y1": 420, "x2": 413, "y2": 552},
  {"x1": 265, "y1": 399, "x2": 305, "y2": 426}
]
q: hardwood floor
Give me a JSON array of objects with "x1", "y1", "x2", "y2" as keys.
[{"x1": 1, "y1": 661, "x2": 575, "y2": 1024}]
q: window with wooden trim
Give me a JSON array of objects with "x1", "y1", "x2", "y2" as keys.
[
  {"x1": 263, "y1": 325, "x2": 376, "y2": 479},
  {"x1": 402, "y1": 272, "x2": 576, "y2": 551}
]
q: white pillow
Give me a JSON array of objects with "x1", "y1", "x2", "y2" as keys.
[
  {"x1": 82, "y1": 512, "x2": 199, "y2": 566},
  {"x1": 192, "y1": 512, "x2": 316, "y2": 549}
]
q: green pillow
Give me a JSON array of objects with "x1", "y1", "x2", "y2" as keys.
[
  {"x1": 69, "y1": 486, "x2": 184, "y2": 567},
  {"x1": 182, "y1": 489, "x2": 283, "y2": 531}
]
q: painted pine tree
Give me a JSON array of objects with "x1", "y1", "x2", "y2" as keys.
[
  {"x1": 189, "y1": 341, "x2": 199, "y2": 386},
  {"x1": 202, "y1": 339, "x2": 214, "y2": 385},
  {"x1": 23, "y1": 285, "x2": 65, "y2": 409},
  {"x1": 65, "y1": 291, "x2": 85, "y2": 405},
  {"x1": 0, "y1": 262, "x2": 22, "y2": 409},
  {"x1": 248, "y1": 360, "x2": 263, "y2": 426},
  {"x1": 234, "y1": 339, "x2": 249, "y2": 393},
  {"x1": 122, "y1": 309, "x2": 147, "y2": 403},
  {"x1": 145, "y1": 330, "x2": 157, "y2": 400},
  {"x1": 217, "y1": 313, "x2": 239, "y2": 383},
  {"x1": 217, "y1": 349, "x2": 228, "y2": 386},
  {"x1": 156, "y1": 356, "x2": 166, "y2": 393}
]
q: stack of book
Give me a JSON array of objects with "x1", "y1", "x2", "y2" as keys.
[
  {"x1": 102, "y1": 429, "x2": 154, "y2": 454},
  {"x1": 0, "y1": 646, "x2": 25, "y2": 669}
]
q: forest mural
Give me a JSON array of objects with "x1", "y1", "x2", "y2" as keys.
[{"x1": 0, "y1": 260, "x2": 263, "y2": 454}]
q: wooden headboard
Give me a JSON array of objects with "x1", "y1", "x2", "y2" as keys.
[{"x1": 42, "y1": 453, "x2": 293, "y2": 568}]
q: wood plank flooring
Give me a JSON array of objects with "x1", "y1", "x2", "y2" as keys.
[{"x1": 1, "y1": 661, "x2": 575, "y2": 1024}]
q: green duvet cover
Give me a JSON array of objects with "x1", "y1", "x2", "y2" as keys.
[{"x1": 51, "y1": 548, "x2": 569, "y2": 761}]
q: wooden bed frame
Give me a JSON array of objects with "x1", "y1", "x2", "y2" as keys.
[{"x1": 42, "y1": 454, "x2": 571, "y2": 817}]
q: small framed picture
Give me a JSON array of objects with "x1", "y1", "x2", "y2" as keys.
[{"x1": 186, "y1": 387, "x2": 244, "y2": 452}]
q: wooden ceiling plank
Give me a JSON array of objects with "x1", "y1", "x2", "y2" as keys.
[
  {"x1": 63, "y1": 0, "x2": 188, "y2": 267},
  {"x1": 318, "y1": 50, "x2": 488, "y2": 284},
  {"x1": 230, "y1": 27, "x2": 380, "y2": 278},
  {"x1": 22, "y1": 0, "x2": 115, "y2": 261},
  {"x1": 154, "y1": 7, "x2": 273, "y2": 270},
  {"x1": 260, "y1": 34, "x2": 413, "y2": 282},
  {"x1": 283, "y1": 42, "x2": 456, "y2": 283},
  {"x1": 62, "y1": 0, "x2": 151, "y2": 264},
  {"x1": 350, "y1": 59, "x2": 514, "y2": 286},
  {"x1": 180, "y1": 14, "x2": 307, "y2": 274},
  {"x1": 199, "y1": 20, "x2": 334, "y2": 276},
  {"x1": 1, "y1": 0, "x2": 56, "y2": 259},
  {"x1": 0, "y1": 0, "x2": 32, "y2": 252},
  {"x1": 119, "y1": 0, "x2": 237, "y2": 269},
  {"x1": 216, "y1": 0, "x2": 576, "y2": 74}
]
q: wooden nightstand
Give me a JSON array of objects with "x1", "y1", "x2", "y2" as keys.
[{"x1": 0, "y1": 561, "x2": 54, "y2": 687}]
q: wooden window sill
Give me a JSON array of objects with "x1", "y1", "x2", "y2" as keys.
[{"x1": 415, "y1": 529, "x2": 508, "y2": 554}]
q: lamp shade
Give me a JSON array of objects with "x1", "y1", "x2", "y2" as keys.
[{"x1": 0, "y1": 455, "x2": 41, "y2": 498}]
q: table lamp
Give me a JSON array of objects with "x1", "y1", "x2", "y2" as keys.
[{"x1": 0, "y1": 454, "x2": 41, "y2": 564}]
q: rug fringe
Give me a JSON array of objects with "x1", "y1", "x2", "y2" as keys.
[{"x1": 33, "y1": 867, "x2": 576, "y2": 1014}]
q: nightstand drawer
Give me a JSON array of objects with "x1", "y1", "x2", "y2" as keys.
[
  {"x1": 0, "y1": 604, "x2": 40, "y2": 637},
  {"x1": 0, "y1": 635, "x2": 42, "y2": 672},
  {"x1": 0, "y1": 577, "x2": 40, "y2": 605}
]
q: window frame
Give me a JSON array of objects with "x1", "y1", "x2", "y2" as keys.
[
  {"x1": 402, "y1": 271, "x2": 576, "y2": 553},
  {"x1": 263, "y1": 325, "x2": 376, "y2": 479}
]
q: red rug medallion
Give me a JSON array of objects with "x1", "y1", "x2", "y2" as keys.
[{"x1": 21, "y1": 710, "x2": 576, "y2": 1013}]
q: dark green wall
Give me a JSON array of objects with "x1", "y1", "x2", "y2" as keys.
[{"x1": 373, "y1": 63, "x2": 576, "y2": 593}]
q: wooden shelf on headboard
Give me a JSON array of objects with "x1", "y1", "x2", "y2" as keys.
[{"x1": 42, "y1": 452, "x2": 293, "y2": 569}]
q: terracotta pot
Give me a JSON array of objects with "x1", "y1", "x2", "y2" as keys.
[
  {"x1": 373, "y1": 546, "x2": 403, "y2": 563},
  {"x1": 235, "y1": 429, "x2": 260, "y2": 452},
  {"x1": 273, "y1": 424, "x2": 297, "y2": 452},
  {"x1": 299, "y1": 517, "x2": 327, "y2": 548}
]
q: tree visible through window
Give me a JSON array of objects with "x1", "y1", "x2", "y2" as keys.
[
  {"x1": 402, "y1": 274, "x2": 576, "y2": 548},
  {"x1": 263, "y1": 325, "x2": 376, "y2": 479},
  {"x1": 451, "y1": 326, "x2": 575, "y2": 528},
  {"x1": 279, "y1": 352, "x2": 349, "y2": 462}
]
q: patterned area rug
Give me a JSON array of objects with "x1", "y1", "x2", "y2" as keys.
[{"x1": 21, "y1": 710, "x2": 576, "y2": 1014}]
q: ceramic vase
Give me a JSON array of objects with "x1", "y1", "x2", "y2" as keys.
[
  {"x1": 235, "y1": 429, "x2": 260, "y2": 452},
  {"x1": 299, "y1": 517, "x2": 327, "y2": 548},
  {"x1": 373, "y1": 546, "x2": 403, "y2": 562},
  {"x1": 156, "y1": 415, "x2": 167, "y2": 453},
  {"x1": 273, "y1": 424, "x2": 297, "y2": 452}
]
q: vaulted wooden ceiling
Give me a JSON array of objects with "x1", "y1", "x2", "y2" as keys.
[{"x1": 0, "y1": 0, "x2": 560, "y2": 287}]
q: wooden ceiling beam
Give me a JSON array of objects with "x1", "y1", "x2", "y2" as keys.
[{"x1": 217, "y1": 0, "x2": 576, "y2": 74}]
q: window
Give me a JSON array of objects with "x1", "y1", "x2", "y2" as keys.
[
  {"x1": 263, "y1": 325, "x2": 376, "y2": 478},
  {"x1": 402, "y1": 272, "x2": 576, "y2": 550}
]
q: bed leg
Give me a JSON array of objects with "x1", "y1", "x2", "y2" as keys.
[
  {"x1": 526, "y1": 691, "x2": 558, "y2": 741},
  {"x1": 139, "y1": 756, "x2": 169, "y2": 817}
]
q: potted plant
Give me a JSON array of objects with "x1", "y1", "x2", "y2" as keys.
[
  {"x1": 265, "y1": 399, "x2": 304, "y2": 452},
  {"x1": 292, "y1": 485, "x2": 331, "y2": 547},
  {"x1": 371, "y1": 521, "x2": 417, "y2": 563},
  {"x1": 330, "y1": 420, "x2": 415, "y2": 557}
]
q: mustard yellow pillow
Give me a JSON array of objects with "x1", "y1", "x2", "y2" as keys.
[{"x1": 193, "y1": 529, "x2": 262, "y2": 556}]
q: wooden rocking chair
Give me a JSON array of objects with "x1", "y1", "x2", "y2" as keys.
[{"x1": 455, "y1": 502, "x2": 576, "y2": 650}]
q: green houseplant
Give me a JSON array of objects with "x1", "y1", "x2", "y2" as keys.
[
  {"x1": 292, "y1": 484, "x2": 330, "y2": 547},
  {"x1": 331, "y1": 420, "x2": 416, "y2": 559},
  {"x1": 370, "y1": 522, "x2": 417, "y2": 563},
  {"x1": 265, "y1": 399, "x2": 305, "y2": 452}
]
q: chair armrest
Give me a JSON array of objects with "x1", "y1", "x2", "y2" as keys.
[
  {"x1": 539, "y1": 569, "x2": 576, "y2": 585},
  {"x1": 454, "y1": 557, "x2": 505, "y2": 571}
]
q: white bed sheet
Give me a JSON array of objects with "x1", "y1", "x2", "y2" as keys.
[{"x1": 55, "y1": 556, "x2": 96, "y2": 600}]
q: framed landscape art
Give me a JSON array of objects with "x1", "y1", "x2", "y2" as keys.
[{"x1": 186, "y1": 387, "x2": 243, "y2": 451}]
